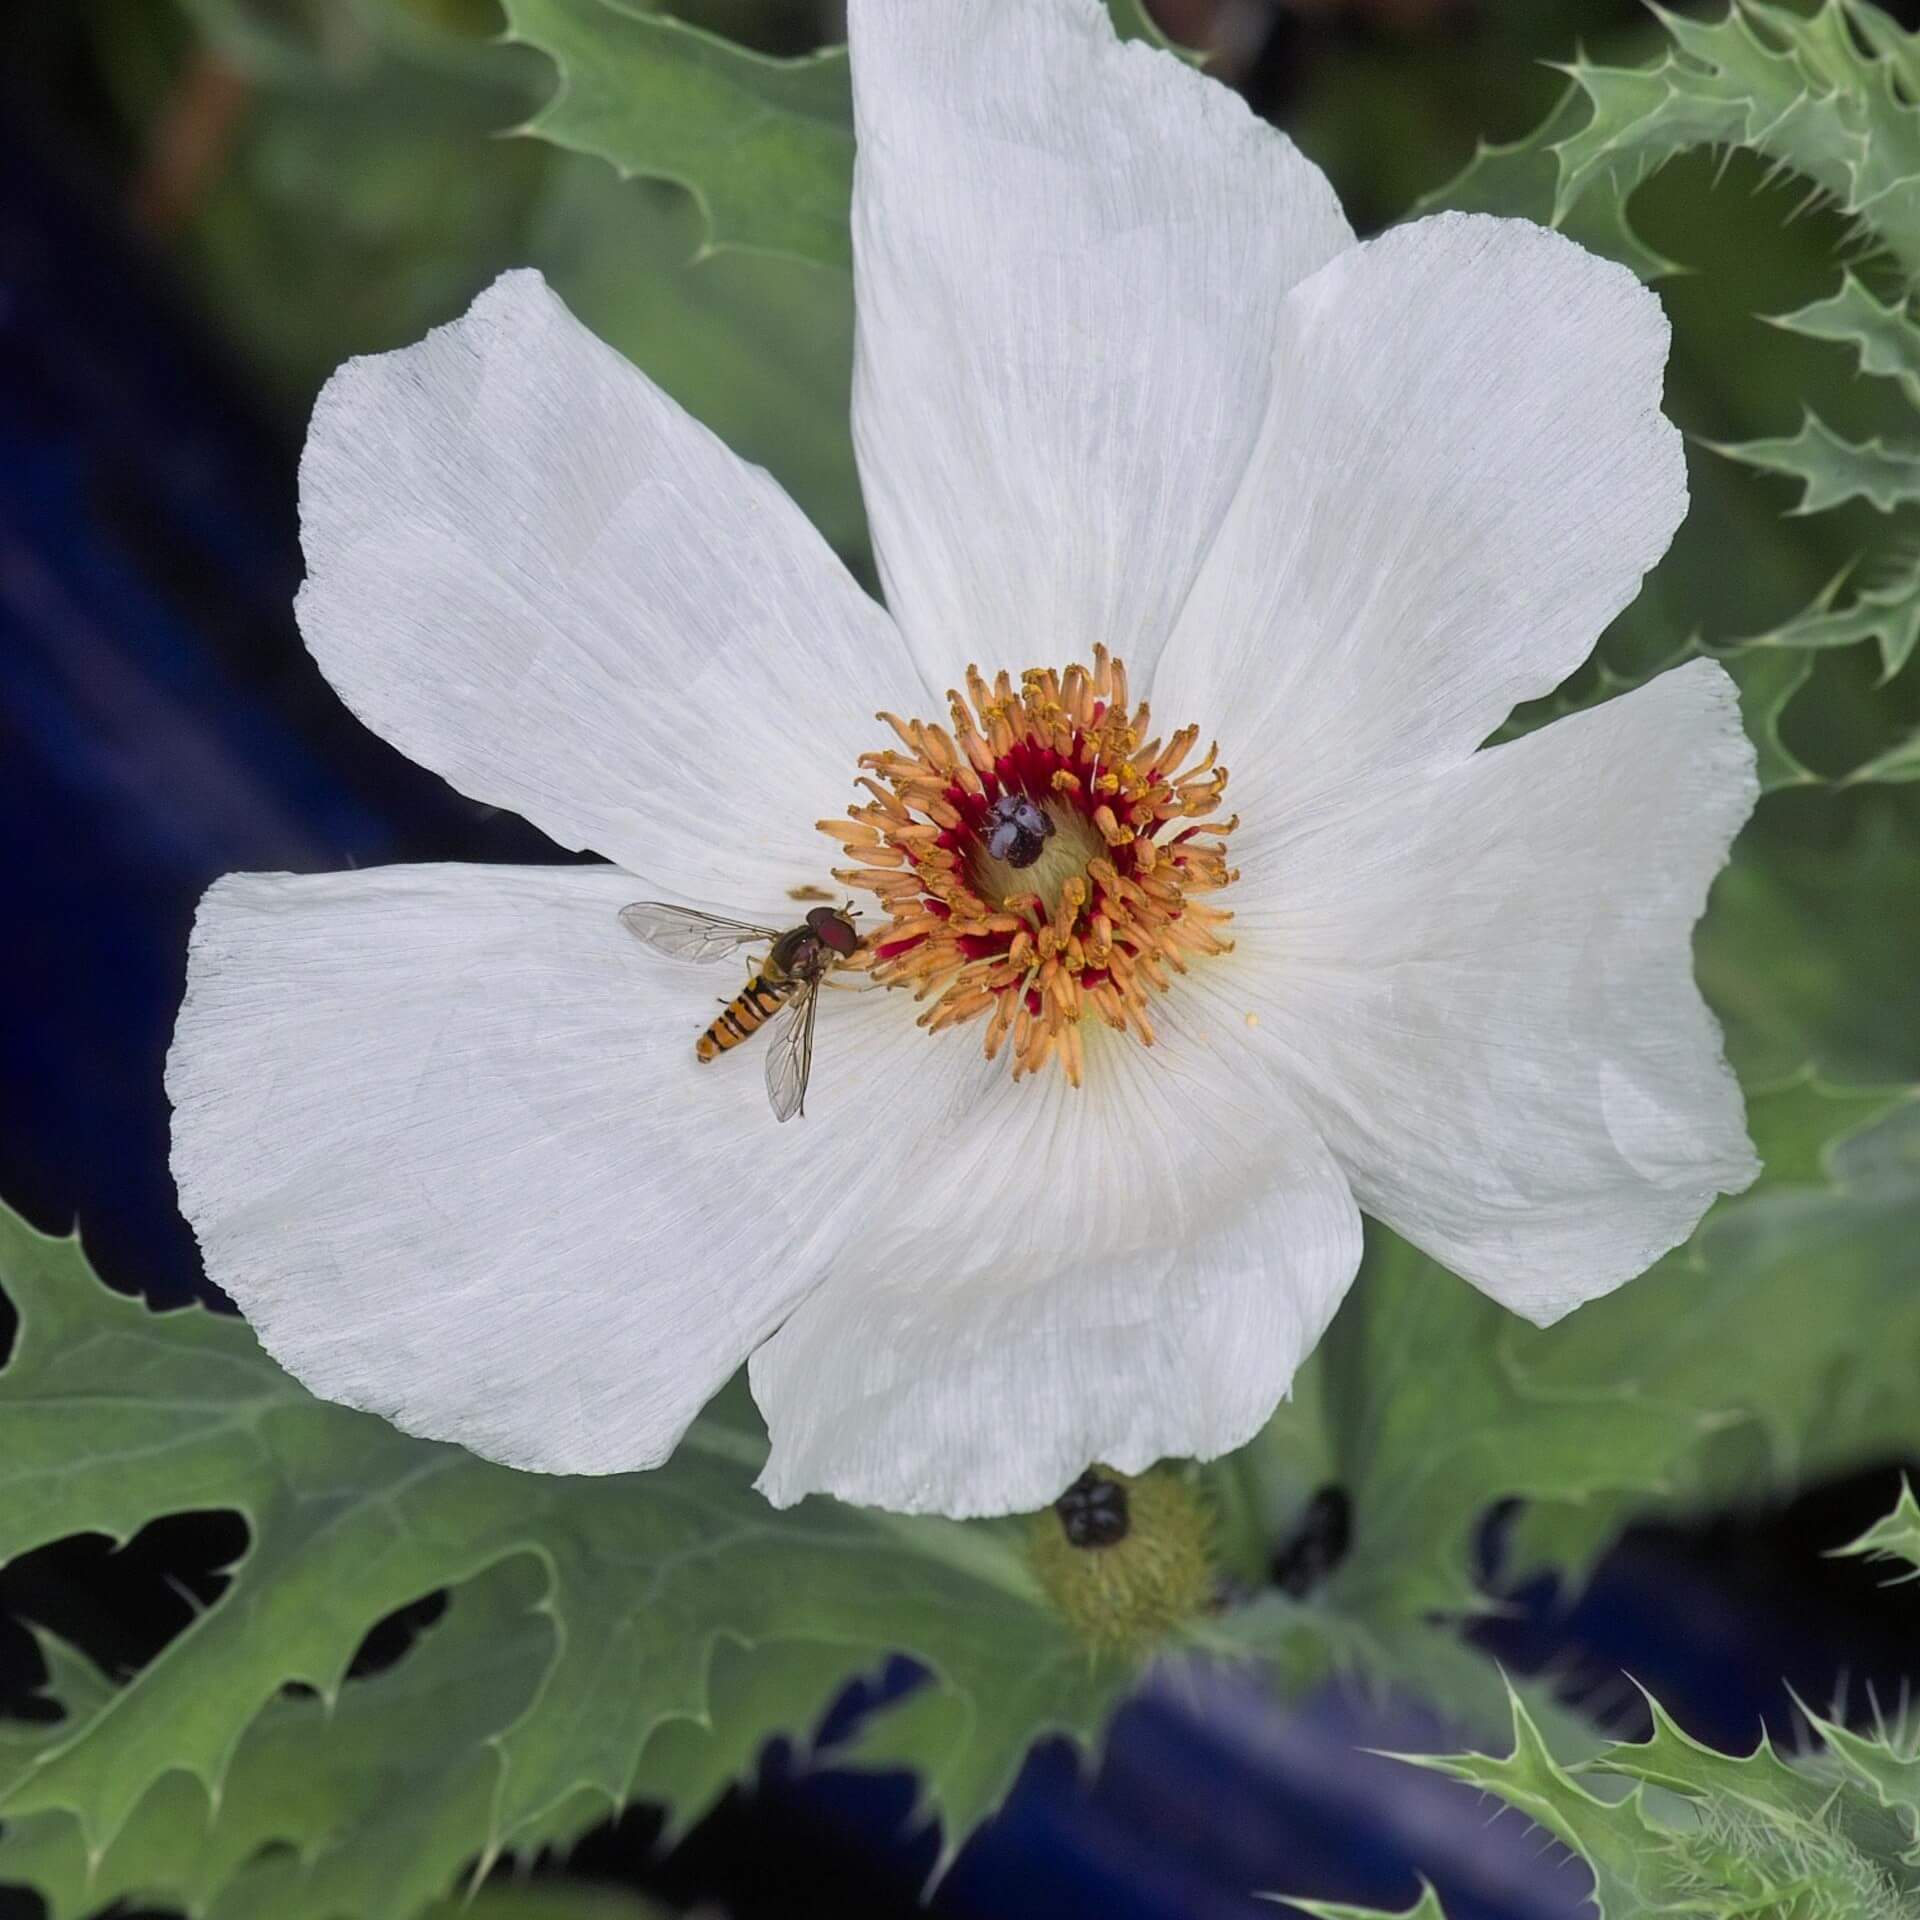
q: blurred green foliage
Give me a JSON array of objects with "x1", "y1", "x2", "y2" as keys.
[
  {"x1": 84, "y1": 0, "x2": 870, "y2": 550},
  {"x1": 73, "y1": 0, "x2": 1183, "y2": 562}
]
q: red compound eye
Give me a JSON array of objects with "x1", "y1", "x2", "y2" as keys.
[{"x1": 805, "y1": 906, "x2": 861, "y2": 956}]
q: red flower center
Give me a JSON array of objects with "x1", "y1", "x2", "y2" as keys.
[{"x1": 819, "y1": 649, "x2": 1238, "y2": 1086}]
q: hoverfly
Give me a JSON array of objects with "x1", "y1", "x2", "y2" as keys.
[{"x1": 619, "y1": 902, "x2": 862, "y2": 1123}]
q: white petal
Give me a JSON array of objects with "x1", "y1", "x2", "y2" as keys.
[
  {"x1": 297, "y1": 270, "x2": 918, "y2": 906},
  {"x1": 751, "y1": 1011, "x2": 1363, "y2": 1517},
  {"x1": 1151, "y1": 214, "x2": 1688, "y2": 817},
  {"x1": 167, "y1": 863, "x2": 940, "y2": 1474},
  {"x1": 846, "y1": 0, "x2": 1353, "y2": 693},
  {"x1": 1214, "y1": 661, "x2": 1758, "y2": 1322}
]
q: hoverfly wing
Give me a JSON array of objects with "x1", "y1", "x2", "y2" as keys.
[
  {"x1": 619, "y1": 902, "x2": 781, "y2": 965},
  {"x1": 764, "y1": 980, "x2": 821, "y2": 1124}
]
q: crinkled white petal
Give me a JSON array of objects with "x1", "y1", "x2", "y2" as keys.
[
  {"x1": 845, "y1": 0, "x2": 1353, "y2": 694},
  {"x1": 1151, "y1": 213, "x2": 1688, "y2": 819},
  {"x1": 297, "y1": 270, "x2": 919, "y2": 905},
  {"x1": 1206, "y1": 661, "x2": 1758, "y2": 1322},
  {"x1": 166, "y1": 863, "x2": 950, "y2": 1474},
  {"x1": 750, "y1": 1010, "x2": 1363, "y2": 1517}
]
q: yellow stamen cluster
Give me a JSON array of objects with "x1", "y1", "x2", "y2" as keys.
[{"x1": 818, "y1": 648, "x2": 1237, "y2": 1087}]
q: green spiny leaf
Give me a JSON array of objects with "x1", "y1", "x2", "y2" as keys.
[
  {"x1": 0, "y1": 1560, "x2": 554, "y2": 1920},
  {"x1": 1830, "y1": 1477, "x2": 1920, "y2": 1577},
  {"x1": 1773, "y1": 273, "x2": 1920, "y2": 408},
  {"x1": 1429, "y1": 6, "x2": 1920, "y2": 789},
  {"x1": 0, "y1": 1180, "x2": 1727, "y2": 1914},
  {"x1": 1748, "y1": 556, "x2": 1920, "y2": 683},
  {"x1": 500, "y1": 0, "x2": 854, "y2": 269},
  {"x1": 1415, "y1": 85, "x2": 1681, "y2": 279},
  {"x1": 1743, "y1": 1066, "x2": 1914, "y2": 1185},
  {"x1": 1724, "y1": 641, "x2": 1823, "y2": 787},
  {"x1": 501, "y1": 0, "x2": 1198, "y2": 270},
  {"x1": 1846, "y1": 723, "x2": 1920, "y2": 780},
  {"x1": 0, "y1": 1634, "x2": 113, "y2": 1807},
  {"x1": 1589, "y1": 1692, "x2": 1920, "y2": 1905},
  {"x1": 1274, "y1": 1684, "x2": 1920, "y2": 1919},
  {"x1": 1488, "y1": 541, "x2": 1920, "y2": 796},
  {"x1": 626, "y1": 1632, "x2": 887, "y2": 1848},
  {"x1": 1710, "y1": 413, "x2": 1920, "y2": 514},
  {"x1": 1405, "y1": 1687, "x2": 1664, "y2": 1918},
  {"x1": 1555, "y1": 1, "x2": 1920, "y2": 281},
  {"x1": 1590, "y1": 1690, "x2": 1834, "y2": 1827},
  {"x1": 1551, "y1": 42, "x2": 1751, "y2": 228},
  {"x1": 1500, "y1": 638, "x2": 1834, "y2": 794},
  {"x1": 426, "y1": 1885, "x2": 672, "y2": 1920},
  {"x1": 1801, "y1": 1703, "x2": 1920, "y2": 1839},
  {"x1": 0, "y1": 1205, "x2": 1134, "y2": 1912},
  {"x1": 1269, "y1": 1880, "x2": 1451, "y2": 1920},
  {"x1": 1851, "y1": 0, "x2": 1920, "y2": 77}
]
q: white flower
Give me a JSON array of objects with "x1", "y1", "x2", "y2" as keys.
[{"x1": 166, "y1": 0, "x2": 1758, "y2": 1520}]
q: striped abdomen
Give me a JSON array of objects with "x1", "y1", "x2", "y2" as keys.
[{"x1": 698, "y1": 971, "x2": 796, "y2": 1061}]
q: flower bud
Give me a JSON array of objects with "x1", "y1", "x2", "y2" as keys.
[{"x1": 1026, "y1": 1465, "x2": 1214, "y2": 1652}]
